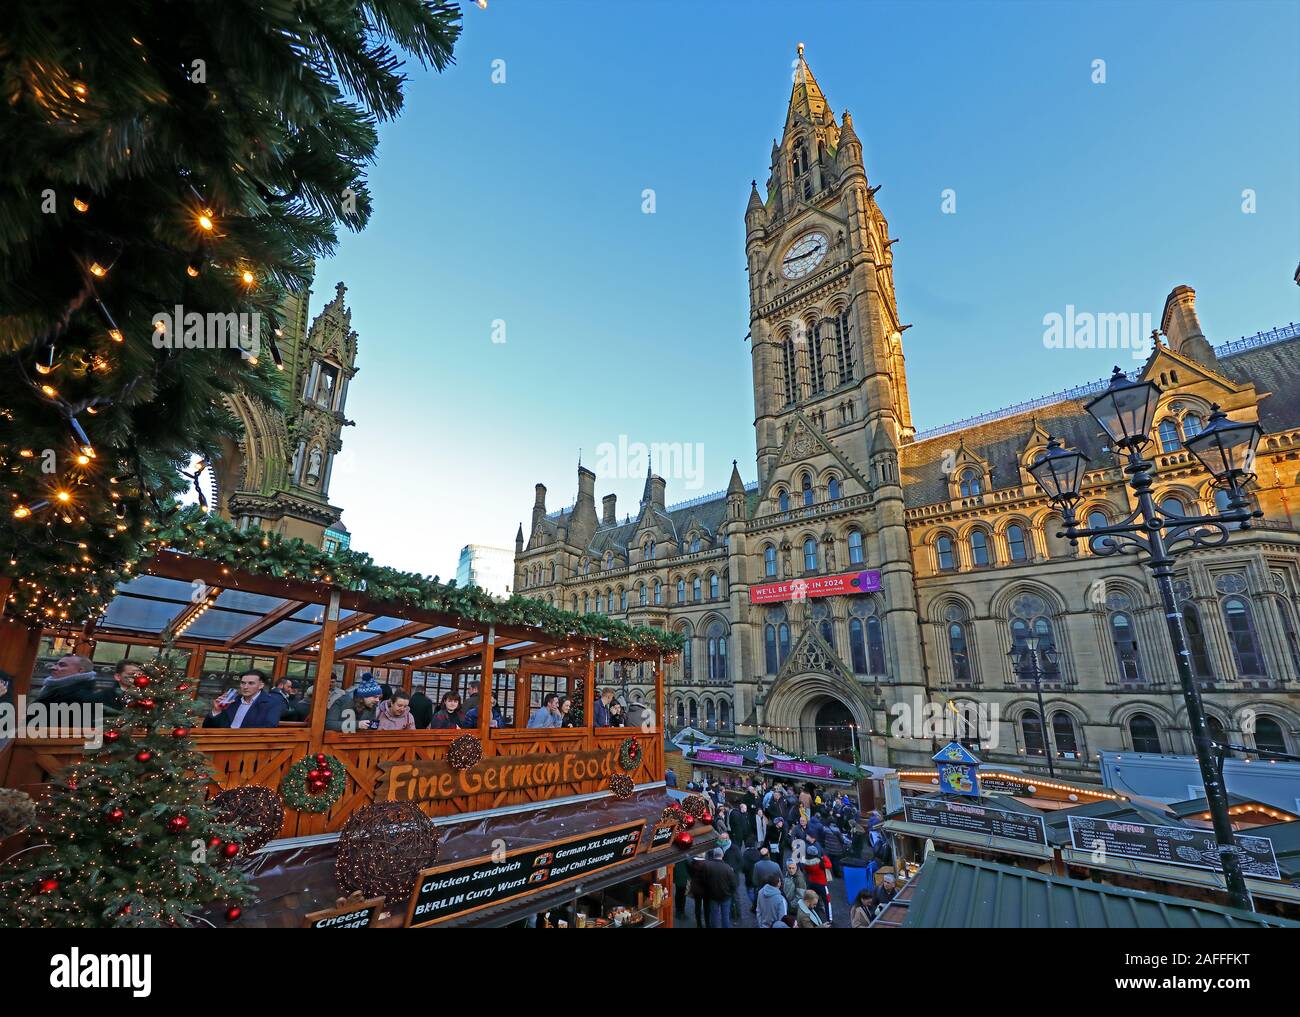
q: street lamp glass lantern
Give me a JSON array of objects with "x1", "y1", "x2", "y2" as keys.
[
  {"x1": 1184, "y1": 404, "x2": 1264, "y2": 481},
  {"x1": 1028, "y1": 437, "x2": 1089, "y2": 504},
  {"x1": 1085, "y1": 366, "x2": 1161, "y2": 447}
]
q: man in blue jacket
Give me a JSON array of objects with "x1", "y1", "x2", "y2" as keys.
[{"x1": 203, "y1": 670, "x2": 284, "y2": 729}]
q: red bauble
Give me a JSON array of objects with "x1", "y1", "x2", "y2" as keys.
[
  {"x1": 208, "y1": 836, "x2": 223, "y2": 850},
  {"x1": 177, "y1": 683, "x2": 190, "y2": 692},
  {"x1": 37, "y1": 878, "x2": 59, "y2": 894},
  {"x1": 106, "y1": 807, "x2": 125, "y2": 825},
  {"x1": 135, "y1": 750, "x2": 152, "y2": 763},
  {"x1": 224, "y1": 905, "x2": 242, "y2": 922},
  {"x1": 307, "y1": 769, "x2": 322, "y2": 781},
  {"x1": 221, "y1": 842, "x2": 240, "y2": 859},
  {"x1": 314, "y1": 753, "x2": 327, "y2": 765},
  {"x1": 320, "y1": 768, "x2": 332, "y2": 779},
  {"x1": 132, "y1": 675, "x2": 150, "y2": 688},
  {"x1": 119, "y1": 904, "x2": 132, "y2": 915},
  {"x1": 673, "y1": 831, "x2": 693, "y2": 850},
  {"x1": 171, "y1": 727, "x2": 188, "y2": 738},
  {"x1": 167, "y1": 815, "x2": 190, "y2": 835},
  {"x1": 103, "y1": 730, "x2": 120, "y2": 743},
  {"x1": 135, "y1": 698, "x2": 155, "y2": 710},
  {"x1": 701, "y1": 811, "x2": 713, "y2": 824}
]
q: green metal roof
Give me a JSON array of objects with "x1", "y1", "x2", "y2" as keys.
[
  {"x1": 1242, "y1": 820, "x2": 1300, "y2": 881},
  {"x1": 903, "y1": 852, "x2": 1299, "y2": 929}
]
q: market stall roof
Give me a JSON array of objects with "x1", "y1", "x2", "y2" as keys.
[
  {"x1": 902, "y1": 853, "x2": 1299, "y2": 929},
  {"x1": 1041, "y1": 796, "x2": 1184, "y2": 846},
  {"x1": 1244, "y1": 820, "x2": 1300, "y2": 882},
  {"x1": 1167, "y1": 793, "x2": 1299, "y2": 825},
  {"x1": 92, "y1": 548, "x2": 671, "y2": 668}
]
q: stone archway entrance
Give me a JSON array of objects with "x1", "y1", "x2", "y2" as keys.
[
  {"x1": 763, "y1": 668, "x2": 870, "y2": 761},
  {"x1": 814, "y1": 698, "x2": 855, "y2": 759}
]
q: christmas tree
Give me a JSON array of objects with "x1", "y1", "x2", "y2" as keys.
[
  {"x1": 0, "y1": 0, "x2": 461, "y2": 627},
  {"x1": 0, "y1": 653, "x2": 255, "y2": 927}
]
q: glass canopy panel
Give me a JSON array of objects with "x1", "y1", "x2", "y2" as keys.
[
  {"x1": 184, "y1": 608, "x2": 261, "y2": 641},
  {"x1": 416, "y1": 626, "x2": 458, "y2": 640},
  {"x1": 290, "y1": 604, "x2": 354, "y2": 624},
  {"x1": 214, "y1": 589, "x2": 290, "y2": 614},
  {"x1": 356, "y1": 636, "x2": 425, "y2": 658},
  {"x1": 100, "y1": 593, "x2": 186, "y2": 633},
  {"x1": 248, "y1": 619, "x2": 324, "y2": 648}
]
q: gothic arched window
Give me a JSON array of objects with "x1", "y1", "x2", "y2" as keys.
[
  {"x1": 801, "y1": 472, "x2": 814, "y2": 507},
  {"x1": 803, "y1": 538, "x2": 818, "y2": 572},
  {"x1": 1160, "y1": 496, "x2": 1185, "y2": 517},
  {"x1": 778, "y1": 489, "x2": 790, "y2": 513},
  {"x1": 1222, "y1": 596, "x2": 1266, "y2": 677},
  {"x1": 1158, "y1": 419, "x2": 1181, "y2": 452},
  {"x1": 1007, "y1": 524, "x2": 1028, "y2": 562},
  {"x1": 1052, "y1": 712, "x2": 1079, "y2": 756},
  {"x1": 692, "y1": 576, "x2": 702, "y2": 602},
  {"x1": 719, "y1": 699, "x2": 731, "y2": 731},
  {"x1": 1129, "y1": 713, "x2": 1162, "y2": 753},
  {"x1": 582, "y1": 593, "x2": 589, "y2": 613},
  {"x1": 828, "y1": 476, "x2": 841, "y2": 501},
  {"x1": 948, "y1": 622, "x2": 971, "y2": 684},
  {"x1": 638, "y1": 583, "x2": 647, "y2": 607},
  {"x1": 1021, "y1": 710, "x2": 1046, "y2": 757},
  {"x1": 680, "y1": 624, "x2": 693, "y2": 680},
  {"x1": 1110, "y1": 610, "x2": 1143, "y2": 682},
  {"x1": 1009, "y1": 594, "x2": 1058, "y2": 673},
  {"x1": 677, "y1": 578, "x2": 686, "y2": 603},
  {"x1": 970, "y1": 529, "x2": 990, "y2": 567},
  {"x1": 707, "y1": 622, "x2": 729, "y2": 681},
  {"x1": 1182, "y1": 413, "x2": 1203, "y2": 439},
  {"x1": 619, "y1": 588, "x2": 628, "y2": 611},
  {"x1": 810, "y1": 321, "x2": 825, "y2": 394},
  {"x1": 835, "y1": 309, "x2": 854, "y2": 383},
  {"x1": 764, "y1": 624, "x2": 778, "y2": 674},
  {"x1": 709, "y1": 573, "x2": 720, "y2": 599},
  {"x1": 644, "y1": 539, "x2": 655, "y2": 561},
  {"x1": 781, "y1": 337, "x2": 797, "y2": 406},
  {"x1": 690, "y1": 535, "x2": 701, "y2": 553},
  {"x1": 847, "y1": 529, "x2": 864, "y2": 565},
  {"x1": 812, "y1": 601, "x2": 835, "y2": 649},
  {"x1": 1255, "y1": 717, "x2": 1288, "y2": 754},
  {"x1": 654, "y1": 580, "x2": 663, "y2": 605},
  {"x1": 959, "y1": 469, "x2": 981, "y2": 498},
  {"x1": 936, "y1": 535, "x2": 955, "y2": 571},
  {"x1": 764, "y1": 544, "x2": 778, "y2": 578}
]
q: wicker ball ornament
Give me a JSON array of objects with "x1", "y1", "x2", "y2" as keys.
[
  {"x1": 447, "y1": 734, "x2": 482, "y2": 771},
  {"x1": 608, "y1": 773, "x2": 634, "y2": 800},
  {"x1": 211, "y1": 785, "x2": 285, "y2": 854},
  {"x1": 680, "y1": 794, "x2": 709, "y2": 820},
  {"x1": 335, "y1": 801, "x2": 441, "y2": 901},
  {"x1": 661, "y1": 804, "x2": 687, "y2": 831}
]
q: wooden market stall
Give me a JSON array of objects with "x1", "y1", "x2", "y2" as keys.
[{"x1": 0, "y1": 548, "x2": 668, "y2": 840}]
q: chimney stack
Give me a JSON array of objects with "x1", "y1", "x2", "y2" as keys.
[
  {"x1": 649, "y1": 475, "x2": 666, "y2": 509},
  {"x1": 1161, "y1": 285, "x2": 1216, "y2": 367},
  {"x1": 602, "y1": 494, "x2": 617, "y2": 525}
]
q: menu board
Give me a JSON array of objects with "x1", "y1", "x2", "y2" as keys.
[
  {"x1": 648, "y1": 822, "x2": 677, "y2": 850},
  {"x1": 1067, "y1": 817, "x2": 1281, "y2": 880},
  {"x1": 903, "y1": 798, "x2": 1046, "y2": 846},
  {"x1": 980, "y1": 776, "x2": 1037, "y2": 798},
  {"x1": 303, "y1": 896, "x2": 385, "y2": 929},
  {"x1": 406, "y1": 821, "x2": 645, "y2": 926}
]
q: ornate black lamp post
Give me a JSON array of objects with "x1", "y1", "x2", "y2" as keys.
[
  {"x1": 1029, "y1": 366, "x2": 1264, "y2": 912},
  {"x1": 1007, "y1": 633, "x2": 1059, "y2": 778}
]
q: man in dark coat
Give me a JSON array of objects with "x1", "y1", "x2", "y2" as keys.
[
  {"x1": 728, "y1": 801, "x2": 756, "y2": 847},
  {"x1": 202, "y1": 670, "x2": 284, "y2": 729},
  {"x1": 409, "y1": 687, "x2": 434, "y2": 729},
  {"x1": 703, "y1": 848, "x2": 739, "y2": 929}
]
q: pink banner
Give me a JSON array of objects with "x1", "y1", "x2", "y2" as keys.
[
  {"x1": 696, "y1": 750, "x2": 744, "y2": 767},
  {"x1": 749, "y1": 570, "x2": 881, "y2": 605},
  {"x1": 772, "y1": 759, "x2": 835, "y2": 779}
]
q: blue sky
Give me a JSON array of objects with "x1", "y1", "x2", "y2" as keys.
[{"x1": 317, "y1": 0, "x2": 1300, "y2": 579}]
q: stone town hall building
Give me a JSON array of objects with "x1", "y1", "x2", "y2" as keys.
[{"x1": 513, "y1": 51, "x2": 1300, "y2": 775}]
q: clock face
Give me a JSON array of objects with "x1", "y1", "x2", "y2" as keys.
[{"x1": 780, "y1": 231, "x2": 828, "y2": 280}]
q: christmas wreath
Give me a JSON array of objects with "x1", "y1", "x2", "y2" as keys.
[
  {"x1": 281, "y1": 753, "x2": 346, "y2": 814},
  {"x1": 617, "y1": 737, "x2": 643, "y2": 772}
]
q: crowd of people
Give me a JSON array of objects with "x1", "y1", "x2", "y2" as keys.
[
  {"x1": 26, "y1": 657, "x2": 639, "y2": 736},
  {"x1": 673, "y1": 776, "x2": 899, "y2": 929}
]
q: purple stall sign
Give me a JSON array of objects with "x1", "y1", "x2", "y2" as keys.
[
  {"x1": 696, "y1": 750, "x2": 745, "y2": 767},
  {"x1": 772, "y1": 759, "x2": 835, "y2": 779}
]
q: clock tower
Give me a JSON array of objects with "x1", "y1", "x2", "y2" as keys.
[{"x1": 743, "y1": 46, "x2": 925, "y2": 728}]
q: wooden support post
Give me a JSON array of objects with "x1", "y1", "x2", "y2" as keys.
[
  {"x1": 514, "y1": 670, "x2": 528, "y2": 728},
  {"x1": 654, "y1": 654, "x2": 664, "y2": 734},
  {"x1": 477, "y1": 625, "x2": 495, "y2": 739},
  {"x1": 583, "y1": 644, "x2": 595, "y2": 729},
  {"x1": 306, "y1": 590, "x2": 341, "y2": 755}
]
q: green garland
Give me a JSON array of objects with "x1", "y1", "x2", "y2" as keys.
[
  {"x1": 618, "y1": 737, "x2": 644, "y2": 772},
  {"x1": 280, "y1": 753, "x2": 346, "y2": 814}
]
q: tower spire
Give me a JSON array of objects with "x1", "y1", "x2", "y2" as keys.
[{"x1": 788, "y1": 43, "x2": 829, "y2": 123}]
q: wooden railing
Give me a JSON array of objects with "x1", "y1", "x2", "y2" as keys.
[{"x1": 3, "y1": 726, "x2": 664, "y2": 840}]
